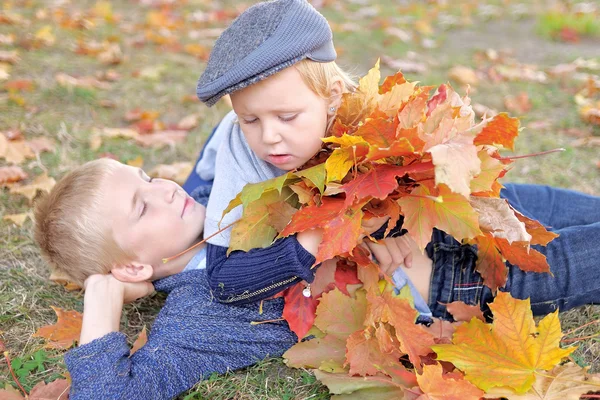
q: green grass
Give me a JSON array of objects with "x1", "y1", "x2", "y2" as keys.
[
  {"x1": 1, "y1": 0, "x2": 599, "y2": 398},
  {"x1": 537, "y1": 12, "x2": 600, "y2": 40}
]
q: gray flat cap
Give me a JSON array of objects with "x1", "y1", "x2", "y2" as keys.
[{"x1": 197, "y1": 0, "x2": 336, "y2": 106}]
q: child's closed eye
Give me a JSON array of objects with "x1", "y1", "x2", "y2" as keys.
[{"x1": 279, "y1": 114, "x2": 298, "y2": 122}]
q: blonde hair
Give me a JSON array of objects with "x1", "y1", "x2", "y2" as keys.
[
  {"x1": 294, "y1": 59, "x2": 357, "y2": 132},
  {"x1": 34, "y1": 159, "x2": 133, "y2": 286}
]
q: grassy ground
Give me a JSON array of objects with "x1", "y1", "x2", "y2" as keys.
[{"x1": 1, "y1": 0, "x2": 599, "y2": 398}]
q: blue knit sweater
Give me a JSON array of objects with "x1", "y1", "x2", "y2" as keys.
[{"x1": 64, "y1": 270, "x2": 296, "y2": 400}]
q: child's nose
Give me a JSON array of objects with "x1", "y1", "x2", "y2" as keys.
[{"x1": 261, "y1": 123, "x2": 282, "y2": 145}]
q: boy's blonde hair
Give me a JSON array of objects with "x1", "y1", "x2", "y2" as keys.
[
  {"x1": 34, "y1": 159, "x2": 133, "y2": 286},
  {"x1": 294, "y1": 59, "x2": 357, "y2": 131}
]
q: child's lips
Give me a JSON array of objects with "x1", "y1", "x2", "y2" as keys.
[
  {"x1": 182, "y1": 196, "x2": 194, "y2": 217},
  {"x1": 267, "y1": 154, "x2": 292, "y2": 165}
]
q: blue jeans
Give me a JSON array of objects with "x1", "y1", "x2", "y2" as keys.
[{"x1": 428, "y1": 184, "x2": 600, "y2": 320}]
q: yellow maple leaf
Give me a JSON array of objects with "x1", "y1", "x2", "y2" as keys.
[{"x1": 433, "y1": 292, "x2": 575, "y2": 394}]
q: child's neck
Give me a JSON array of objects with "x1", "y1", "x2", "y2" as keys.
[{"x1": 156, "y1": 240, "x2": 206, "y2": 278}]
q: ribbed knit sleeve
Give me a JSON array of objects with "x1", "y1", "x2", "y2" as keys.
[
  {"x1": 64, "y1": 270, "x2": 296, "y2": 400},
  {"x1": 206, "y1": 236, "x2": 316, "y2": 305}
]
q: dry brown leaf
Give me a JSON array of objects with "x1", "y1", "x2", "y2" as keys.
[
  {"x1": 504, "y1": 92, "x2": 532, "y2": 114},
  {"x1": 89, "y1": 127, "x2": 139, "y2": 150},
  {"x1": 28, "y1": 378, "x2": 70, "y2": 400},
  {"x1": 3, "y1": 212, "x2": 33, "y2": 227},
  {"x1": 472, "y1": 103, "x2": 498, "y2": 118},
  {"x1": 55, "y1": 72, "x2": 110, "y2": 90},
  {"x1": 0, "y1": 134, "x2": 35, "y2": 164},
  {"x1": 571, "y1": 136, "x2": 600, "y2": 147},
  {"x1": 449, "y1": 66, "x2": 479, "y2": 86},
  {"x1": 0, "y1": 50, "x2": 20, "y2": 64},
  {"x1": 130, "y1": 326, "x2": 148, "y2": 355},
  {"x1": 27, "y1": 137, "x2": 55, "y2": 154},
  {"x1": 134, "y1": 130, "x2": 187, "y2": 148},
  {"x1": 98, "y1": 43, "x2": 123, "y2": 65},
  {"x1": 49, "y1": 269, "x2": 82, "y2": 291},
  {"x1": 34, "y1": 25, "x2": 55, "y2": 46},
  {"x1": 470, "y1": 196, "x2": 531, "y2": 243},
  {"x1": 177, "y1": 114, "x2": 200, "y2": 130},
  {"x1": 0, "y1": 63, "x2": 10, "y2": 81},
  {"x1": 126, "y1": 155, "x2": 144, "y2": 168},
  {"x1": 33, "y1": 306, "x2": 83, "y2": 349},
  {"x1": 483, "y1": 362, "x2": 600, "y2": 399},
  {"x1": 9, "y1": 173, "x2": 56, "y2": 202},
  {"x1": 0, "y1": 165, "x2": 27, "y2": 186},
  {"x1": 381, "y1": 55, "x2": 427, "y2": 74},
  {"x1": 148, "y1": 162, "x2": 193, "y2": 185}
]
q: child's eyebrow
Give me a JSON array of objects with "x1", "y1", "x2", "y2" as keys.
[{"x1": 130, "y1": 169, "x2": 144, "y2": 217}]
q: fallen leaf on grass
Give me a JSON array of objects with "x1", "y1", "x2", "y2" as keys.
[
  {"x1": 89, "y1": 127, "x2": 139, "y2": 150},
  {"x1": 34, "y1": 25, "x2": 55, "y2": 47},
  {"x1": 0, "y1": 63, "x2": 10, "y2": 81},
  {"x1": 381, "y1": 55, "x2": 427, "y2": 74},
  {"x1": 483, "y1": 362, "x2": 600, "y2": 399},
  {"x1": 0, "y1": 386, "x2": 24, "y2": 400},
  {"x1": 448, "y1": 66, "x2": 479, "y2": 86},
  {"x1": 27, "y1": 137, "x2": 55, "y2": 154},
  {"x1": 5, "y1": 79, "x2": 35, "y2": 91},
  {"x1": 134, "y1": 130, "x2": 187, "y2": 148},
  {"x1": 177, "y1": 114, "x2": 200, "y2": 130},
  {"x1": 571, "y1": 136, "x2": 600, "y2": 147},
  {"x1": 98, "y1": 43, "x2": 123, "y2": 65},
  {"x1": 0, "y1": 165, "x2": 27, "y2": 186},
  {"x1": 55, "y1": 72, "x2": 110, "y2": 90},
  {"x1": 433, "y1": 292, "x2": 574, "y2": 393},
  {"x1": 0, "y1": 50, "x2": 20, "y2": 64},
  {"x1": 29, "y1": 378, "x2": 70, "y2": 400},
  {"x1": 130, "y1": 326, "x2": 148, "y2": 355},
  {"x1": 126, "y1": 155, "x2": 144, "y2": 168},
  {"x1": 0, "y1": 134, "x2": 34, "y2": 164},
  {"x1": 3, "y1": 212, "x2": 33, "y2": 227},
  {"x1": 9, "y1": 173, "x2": 56, "y2": 202},
  {"x1": 148, "y1": 162, "x2": 192, "y2": 185},
  {"x1": 49, "y1": 269, "x2": 82, "y2": 291},
  {"x1": 504, "y1": 92, "x2": 532, "y2": 114},
  {"x1": 33, "y1": 306, "x2": 83, "y2": 349}
]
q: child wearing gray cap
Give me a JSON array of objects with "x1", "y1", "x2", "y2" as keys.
[{"x1": 194, "y1": 0, "x2": 600, "y2": 323}]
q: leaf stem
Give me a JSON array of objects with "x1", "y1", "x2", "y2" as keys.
[
  {"x1": 250, "y1": 318, "x2": 284, "y2": 325},
  {"x1": 499, "y1": 148, "x2": 565, "y2": 161},
  {"x1": 162, "y1": 221, "x2": 237, "y2": 263},
  {"x1": 3, "y1": 350, "x2": 28, "y2": 398},
  {"x1": 561, "y1": 333, "x2": 600, "y2": 344},
  {"x1": 564, "y1": 318, "x2": 600, "y2": 337}
]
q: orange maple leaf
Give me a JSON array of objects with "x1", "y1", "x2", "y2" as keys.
[
  {"x1": 398, "y1": 184, "x2": 482, "y2": 252},
  {"x1": 33, "y1": 306, "x2": 83, "y2": 349},
  {"x1": 474, "y1": 113, "x2": 520, "y2": 151},
  {"x1": 433, "y1": 292, "x2": 575, "y2": 393},
  {"x1": 415, "y1": 363, "x2": 484, "y2": 400}
]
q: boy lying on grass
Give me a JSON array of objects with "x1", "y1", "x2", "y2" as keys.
[{"x1": 33, "y1": 158, "x2": 298, "y2": 400}]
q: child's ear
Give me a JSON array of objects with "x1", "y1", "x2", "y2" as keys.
[
  {"x1": 328, "y1": 77, "x2": 344, "y2": 113},
  {"x1": 111, "y1": 262, "x2": 154, "y2": 283}
]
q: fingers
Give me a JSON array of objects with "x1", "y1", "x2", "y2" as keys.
[
  {"x1": 365, "y1": 240, "x2": 393, "y2": 275},
  {"x1": 397, "y1": 236, "x2": 413, "y2": 268}
]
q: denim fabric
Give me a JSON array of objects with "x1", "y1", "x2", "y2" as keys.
[{"x1": 427, "y1": 183, "x2": 600, "y2": 320}]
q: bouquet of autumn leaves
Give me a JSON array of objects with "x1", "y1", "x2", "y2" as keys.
[{"x1": 221, "y1": 61, "x2": 599, "y2": 398}]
